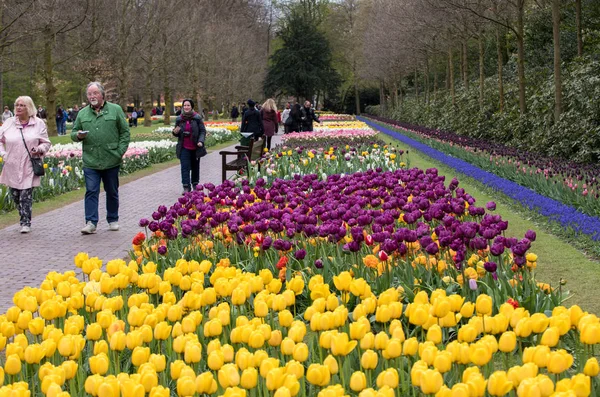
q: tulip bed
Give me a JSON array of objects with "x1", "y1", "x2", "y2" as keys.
[
  {"x1": 365, "y1": 116, "x2": 600, "y2": 219},
  {"x1": 1, "y1": 127, "x2": 599, "y2": 397}
]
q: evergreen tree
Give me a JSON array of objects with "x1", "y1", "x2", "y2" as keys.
[{"x1": 264, "y1": 7, "x2": 340, "y2": 100}]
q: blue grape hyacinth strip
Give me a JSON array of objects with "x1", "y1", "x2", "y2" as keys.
[{"x1": 359, "y1": 116, "x2": 600, "y2": 241}]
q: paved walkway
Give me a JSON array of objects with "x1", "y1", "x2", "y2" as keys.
[{"x1": 0, "y1": 135, "x2": 282, "y2": 313}]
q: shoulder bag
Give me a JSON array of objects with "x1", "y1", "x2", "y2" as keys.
[{"x1": 19, "y1": 126, "x2": 45, "y2": 176}]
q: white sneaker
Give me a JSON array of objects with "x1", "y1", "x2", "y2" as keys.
[
  {"x1": 81, "y1": 222, "x2": 97, "y2": 234},
  {"x1": 108, "y1": 222, "x2": 120, "y2": 231},
  {"x1": 20, "y1": 226, "x2": 30, "y2": 233}
]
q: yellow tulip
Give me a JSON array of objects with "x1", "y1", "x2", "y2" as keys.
[
  {"x1": 402, "y1": 337, "x2": 419, "y2": 356},
  {"x1": 306, "y1": 364, "x2": 330, "y2": 387},
  {"x1": 350, "y1": 371, "x2": 367, "y2": 392},
  {"x1": 498, "y1": 331, "x2": 517, "y2": 353},
  {"x1": 207, "y1": 350, "x2": 225, "y2": 371},
  {"x1": 109, "y1": 331, "x2": 126, "y2": 351},
  {"x1": 240, "y1": 368, "x2": 258, "y2": 389},
  {"x1": 584, "y1": 357, "x2": 600, "y2": 377},
  {"x1": 184, "y1": 343, "x2": 202, "y2": 364},
  {"x1": 540, "y1": 326, "x2": 560, "y2": 347},
  {"x1": 196, "y1": 372, "x2": 217, "y2": 394},
  {"x1": 333, "y1": 271, "x2": 352, "y2": 291},
  {"x1": 487, "y1": 371, "x2": 513, "y2": 396},
  {"x1": 89, "y1": 353, "x2": 109, "y2": 375},
  {"x1": 292, "y1": 343, "x2": 309, "y2": 362},
  {"x1": 426, "y1": 324, "x2": 442, "y2": 344},
  {"x1": 331, "y1": 332, "x2": 357, "y2": 356},
  {"x1": 4, "y1": 354, "x2": 22, "y2": 375},
  {"x1": 361, "y1": 350, "x2": 378, "y2": 370},
  {"x1": 475, "y1": 295, "x2": 493, "y2": 316},
  {"x1": 149, "y1": 354, "x2": 166, "y2": 372},
  {"x1": 323, "y1": 354, "x2": 339, "y2": 375},
  {"x1": 419, "y1": 369, "x2": 443, "y2": 394},
  {"x1": 177, "y1": 376, "x2": 197, "y2": 397},
  {"x1": 218, "y1": 363, "x2": 240, "y2": 388},
  {"x1": 376, "y1": 368, "x2": 399, "y2": 388},
  {"x1": 24, "y1": 344, "x2": 45, "y2": 364},
  {"x1": 547, "y1": 350, "x2": 573, "y2": 374}
]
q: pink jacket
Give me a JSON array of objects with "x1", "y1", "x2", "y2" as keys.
[{"x1": 0, "y1": 116, "x2": 51, "y2": 190}]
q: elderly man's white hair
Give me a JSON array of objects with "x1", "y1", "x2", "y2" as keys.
[{"x1": 86, "y1": 82, "x2": 105, "y2": 99}]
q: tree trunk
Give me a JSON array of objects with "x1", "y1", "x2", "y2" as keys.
[
  {"x1": 143, "y1": 62, "x2": 153, "y2": 127},
  {"x1": 354, "y1": 81, "x2": 360, "y2": 115},
  {"x1": 399, "y1": 72, "x2": 404, "y2": 107},
  {"x1": 0, "y1": 55, "x2": 3, "y2": 112},
  {"x1": 445, "y1": 55, "x2": 450, "y2": 90},
  {"x1": 43, "y1": 33, "x2": 57, "y2": 137},
  {"x1": 424, "y1": 59, "x2": 430, "y2": 105},
  {"x1": 496, "y1": 25, "x2": 505, "y2": 112},
  {"x1": 449, "y1": 48, "x2": 456, "y2": 106},
  {"x1": 479, "y1": 33, "x2": 485, "y2": 111},
  {"x1": 379, "y1": 79, "x2": 386, "y2": 114},
  {"x1": 354, "y1": 60, "x2": 360, "y2": 115},
  {"x1": 117, "y1": 66, "x2": 128, "y2": 112},
  {"x1": 392, "y1": 81, "x2": 399, "y2": 108},
  {"x1": 433, "y1": 60, "x2": 438, "y2": 102},
  {"x1": 552, "y1": 0, "x2": 563, "y2": 122},
  {"x1": 516, "y1": 0, "x2": 527, "y2": 114},
  {"x1": 462, "y1": 41, "x2": 469, "y2": 90},
  {"x1": 576, "y1": 0, "x2": 582, "y2": 57},
  {"x1": 162, "y1": 65, "x2": 171, "y2": 126},
  {"x1": 414, "y1": 68, "x2": 419, "y2": 102}
]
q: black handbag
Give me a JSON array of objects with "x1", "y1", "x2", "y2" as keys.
[{"x1": 19, "y1": 126, "x2": 45, "y2": 177}]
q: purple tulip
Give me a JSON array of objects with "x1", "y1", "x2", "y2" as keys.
[
  {"x1": 157, "y1": 245, "x2": 167, "y2": 255},
  {"x1": 139, "y1": 218, "x2": 150, "y2": 227},
  {"x1": 314, "y1": 259, "x2": 323, "y2": 269},
  {"x1": 525, "y1": 230, "x2": 537, "y2": 242},
  {"x1": 294, "y1": 249, "x2": 306, "y2": 260},
  {"x1": 484, "y1": 261, "x2": 497, "y2": 273},
  {"x1": 486, "y1": 201, "x2": 497, "y2": 211},
  {"x1": 468, "y1": 279, "x2": 478, "y2": 290}
]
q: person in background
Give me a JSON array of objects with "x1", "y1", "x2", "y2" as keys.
[
  {"x1": 175, "y1": 106, "x2": 182, "y2": 116},
  {"x1": 240, "y1": 99, "x2": 263, "y2": 140},
  {"x1": 71, "y1": 105, "x2": 79, "y2": 123},
  {"x1": 36, "y1": 106, "x2": 47, "y2": 120},
  {"x1": 56, "y1": 105, "x2": 66, "y2": 135},
  {"x1": 230, "y1": 104, "x2": 239, "y2": 122},
  {"x1": 2, "y1": 106, "x2": 13, "y2": 123},
  {"x1": 287, "y1": 103, "x2": 302, "y2": 133},
  {"x1": 0, "y1": 96, "x2": 51, "y2": 233},
  {"x1": 281, "y1": 102, "x2": 291, "y2": 134},
  {"x1": 300, "y1": 100, "x2": 320, "y2": 132},
  {"x1": 260, "y1": 98, "x2": 278, "y2": 151},
  {"x1": 72, "y1": 81, "x2": 130, "y2": 235},
  {"x1": 172, "y1": 99, "x2": 207, "y2": 194},
  {"x1": 131, "y1": 109, "x2": 138, "y2": 127}
]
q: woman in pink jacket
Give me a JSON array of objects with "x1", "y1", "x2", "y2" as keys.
[{"x1": 0, "y1": 96, "x2": 51, "y2": 233}]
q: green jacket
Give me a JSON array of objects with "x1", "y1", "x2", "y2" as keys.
[{"x1": 70, "y1": 102, "x2": 130, "y2": 170}]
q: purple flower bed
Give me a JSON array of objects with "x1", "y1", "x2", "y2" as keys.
[{"x1": 360, "y1": 117, "x2": 600, "y2": 241}]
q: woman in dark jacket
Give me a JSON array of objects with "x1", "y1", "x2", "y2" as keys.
[
  {"x1": 260, "y1": 98, "x2": 278, "y2": 150},
  {"x1": 173, "y1": 99, "x2": 207, "y2": 194},
  {"x1": 286, "y1": 103, "x2": 302, "y2": 133},
  {"x1": 240, "y1": 99, "x2": 263, "y2": 140}
]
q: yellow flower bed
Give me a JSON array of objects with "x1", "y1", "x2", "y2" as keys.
[{"x1": 0, "y1": 252, "x2": 597, "y2": 396}]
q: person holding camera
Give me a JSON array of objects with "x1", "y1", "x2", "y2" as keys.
[
  {"x1": 173, "y1": 99, "x2": 207, "y2": 194},
  {"x1": 72, "y1": 82, "x2": 130, "y2": 235},
  {"x1": 0, "y1": 96, "x2": 51, "y2": 233}
]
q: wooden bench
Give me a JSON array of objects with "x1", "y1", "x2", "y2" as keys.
[{"x1": 219, "y1": 136, "x2": 266, "y2": 182}]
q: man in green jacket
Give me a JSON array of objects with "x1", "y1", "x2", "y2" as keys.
[{"x1": 71, "y1": 82, "x2": 130, "y2": 234}]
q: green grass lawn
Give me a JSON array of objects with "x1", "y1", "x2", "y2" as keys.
[{"x1": 379, "y1": 133, "x2": 600, "y2": 314}]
